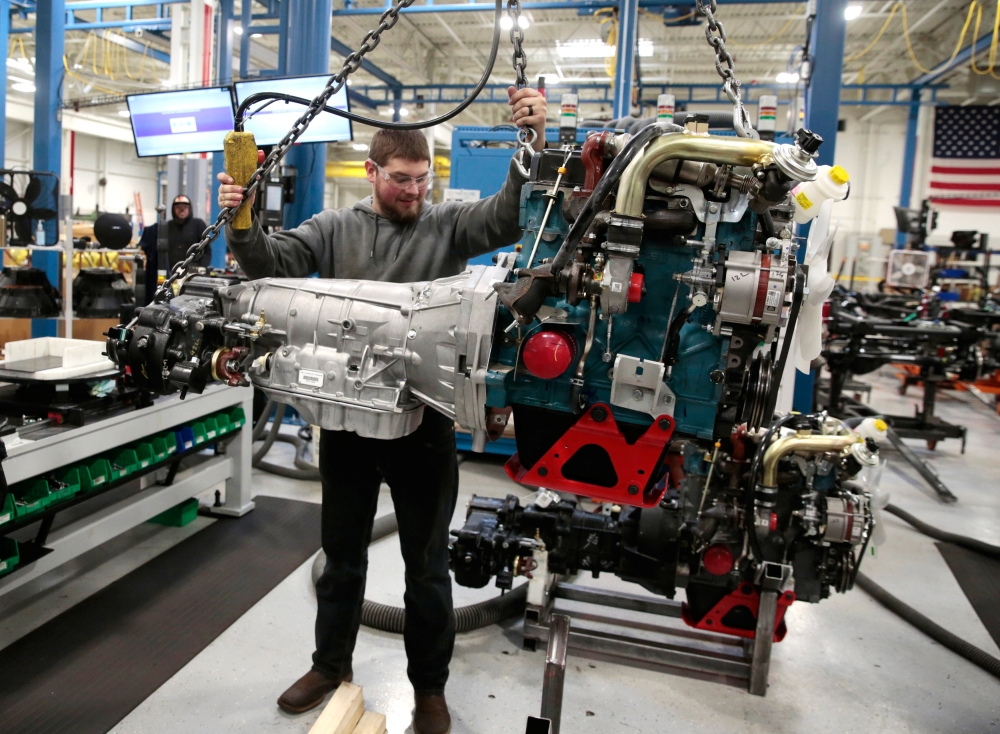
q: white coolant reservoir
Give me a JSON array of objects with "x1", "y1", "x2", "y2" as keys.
[
  {"x1": 855, "y1": 417, "x2": 889, "y2": 445},
  {"x1": 791, "y1": 164, "x2": 850, "y2": 223}
]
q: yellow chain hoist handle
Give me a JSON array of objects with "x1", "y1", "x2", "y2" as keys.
[{"x1": 224, "y1": 131, "x2": 258, "y2": 230}]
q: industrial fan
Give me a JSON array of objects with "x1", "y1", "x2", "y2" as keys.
[
  {"x1": 0, "y1": 170, "x2": 60, "y2": 245},
  {"x1": 886, "y1": 249, "x2": 931, "y2": 289}
]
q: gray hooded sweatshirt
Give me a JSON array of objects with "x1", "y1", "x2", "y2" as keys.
[{"x1": 224, "y1": 156, "x2": 528, "y2": 282}]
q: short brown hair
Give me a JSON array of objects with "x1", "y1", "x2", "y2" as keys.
[{"x1": 367, "y1": 129, "x2": 430, "y2": 166}]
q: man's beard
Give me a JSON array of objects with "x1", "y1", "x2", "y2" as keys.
[{"x1": 373, "y1": 187, "x2": 423, "y2": 224}]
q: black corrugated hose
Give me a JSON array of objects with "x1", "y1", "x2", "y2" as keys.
[
  {"x1": 311, "y1": 512, "x2": 529, "y2": 633},
  {"x1": 857, "y1": 504, "x2": 1000, "y2": 680},
  {"x1": 252, "y1": 400, "x2": 321, "y2": 481}
]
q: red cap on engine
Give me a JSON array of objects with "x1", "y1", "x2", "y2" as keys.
[
  {"x1": 522, "y1": 330, "x2": 577, "y2": 379},
  {"x1": 703, "y1": 544, "x2": 735, "y2": 576},
  {"x1": 628, "y1": 272, "x2": 644, "y2": 303}
]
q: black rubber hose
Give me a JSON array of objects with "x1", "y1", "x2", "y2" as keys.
[
  {"x1": 252, "y1": 403, "x2": 286, "y2": 463},
  {"x1": 761, "y1": 262, "x2": 806, "y2": 421},
  {"x1": 884, "y1": 504, "x2": 1000, "y2": 558},
  {"x1": 311, "y1": 512, "x2": 528, "y2": 633},
  {"x1": 256, "y1": 434, "x2": 322, "y2": 481},
  {"x1": 236, "y1": 0, "x2": 503, "y2": 132},
  {"x1": 856, "y1": 572, "x2": 1000, "y2": 680},
  {"x1": 252, "y1": 399, "x2": 275, "y2": 441}
]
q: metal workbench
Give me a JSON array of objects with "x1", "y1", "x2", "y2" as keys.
[{"x1": 0, "y1": 385, "x2": 254, "y2": 597}]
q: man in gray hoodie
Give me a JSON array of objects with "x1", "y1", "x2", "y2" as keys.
[{"x1": 217, "y1": 85, "x2": 547, "y2": 734}]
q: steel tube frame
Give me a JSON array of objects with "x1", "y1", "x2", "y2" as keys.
[
  {"x1": 540, "y1": 614, "x2": 570, "y2": 734},
  {"x1": 612, "y1": 0, "x2": 638, "y2": 119},
  {"x1": 331, "y1": 0, "x2": 802, "y2": 15}
]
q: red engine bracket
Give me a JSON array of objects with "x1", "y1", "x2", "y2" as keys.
[
  {"x1": 504, "y1": 403, "x2": 675, "y2": 508},
  {"x1": 681, "y1": 582, "x2": 796, "y2": 642}
]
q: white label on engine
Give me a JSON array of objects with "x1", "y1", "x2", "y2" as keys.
[
  {"x1": 765, "y1": 288, "x2": 782, "y2": 308},
  {"x1": 298, "y1": 369, "x2": 325, "y2": 388},
  {"x1": 611, "y1": 281, "x2": 623, "y2": 292}
]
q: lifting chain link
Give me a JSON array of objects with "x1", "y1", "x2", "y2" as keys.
[
  {"x1": 695, "y1": 0, "x2": 757, "y2": 140},
  {"x1": 149, "y1": 0, "x2": 419, "y2": 306},
  {"x1": 507, "y1": 0, "x2": 537, "y2": 154}
]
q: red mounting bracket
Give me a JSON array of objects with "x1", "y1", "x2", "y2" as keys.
[
  {"x1": 681, "y1": 582, "x2": 796, "y2": 642},
  {"x1": 504, "y1": 403, "x2": 675, "y2": 508}
]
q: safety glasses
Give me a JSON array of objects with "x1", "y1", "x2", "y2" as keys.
[{"x1": 369, "y1": 160, "x2": 435, "y2": 190}]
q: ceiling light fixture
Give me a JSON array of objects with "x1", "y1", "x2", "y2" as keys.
[
  {"x1": 556, "y1": 38, "x2": 653, "y2": 58},
  {"x1": 119, "y1": 110, "x2": 131, "y2": 117},
  {"x1": 775, "y1": 71, "x2": 800, "y2": 84},
  {"x1": 500, "y1": 15, "x2": 529, "y2": 30},
  {"x1": 12, "y1": 82, "x2": 35, "y2": 93},
  {"x1": 234, "y1": 25, "x2": 244, "y2": 35},
  {"x1": 352, "y1": 143, "x2": 368, "y2": 151},
  {"x1": 251, "y1": 32, "x2": 263, "y2": 38},
  {"x1": 398, "y1": 107, "x2": 410, "y2": 117},
  {"x1": 844, "y1": 5, "x2": 863, "y2": 19}
]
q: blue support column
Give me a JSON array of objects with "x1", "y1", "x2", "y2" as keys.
[
  {"x1": 283, "y1": 0, "x2": 332, "y2": 229},
  {"x1": 211, "y1": 0, "x2": 235, "y2": 268},
  {"x1": 612, "y1": 0, "x2": 638, "y2": 119},
  {"x1": 0, "y1": 1, "x2": 8, "y2": 158},
  {"x1": 898, "y1": 98, "x2": 920, "y2": 210},
  {"x1": 32, "y1": 0, "x2": 65, "y2": 338},
  {"x1": 794, "y1": 0, "x2": 847, "y2": 412}
]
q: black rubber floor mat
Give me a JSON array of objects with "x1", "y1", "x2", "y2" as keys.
[
  {"x1": 937, "y1": 541, "x2": 1000, "y2": 649},
  {"x1": 0, "y1": 495, "x2": 321, "y2": 734}
]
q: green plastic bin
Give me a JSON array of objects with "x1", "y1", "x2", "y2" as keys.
[
  {"x1": 228, "y1": 406, "x2": 246, "y2": 430},
  {"x1": 49, "y1": 468, "x2": 82, "y2": 504},
  {"x1": 134, "y1": 442, "x2": 155, "y2": 470},
  {"x1": 0, "y1": 537, "x2": 18, "y2": 577},
  {"x1": 80, "y1": 458, "x2": 112, "y2": 492},
  {"x1": 149, "y1": 497, "x2": 199, "y2": 528},
  {"x1": 13, "y1": 478, "x2": 51, "y2": 520},
  {"x1": 151, "y1": 434, "x2": 173, "y2": 462},
  {"x1": 108, "y1": 448, "x2": 138, "y2": 481},
  {"x1": 203, "y1": 416, "x2": 219, "y2": 441},
  {"x1": 0, "y1": 493, "x2": 15, "y2": 528},
  {"x1": 214, "y1": 412, "x2": 231, "y2": 436},
  {"x1": 191, "y1": 421, "x2": 208, "y2": 446}
]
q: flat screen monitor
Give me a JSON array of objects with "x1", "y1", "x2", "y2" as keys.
[
  {"x1": 234, "y1": 74, "x2": 352, "y2": 146},
  {"x1": 127, "y1": 87, "x2": 235, "y2": 157}
]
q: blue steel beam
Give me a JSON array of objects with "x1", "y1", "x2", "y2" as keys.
[
  {"x1": 612, "y1": 0, "x2": 638, "y2": 119},
  {"x1": 0, "y1": 0, "x2": 8, "y2": 157},
  {"x1": 210, "y1": 0, "x2": 234, "y2": 269},
  {"x1": 96, "y1": 27, "x2": 170, "y2": 64},
  {"x1": 32, "y1": 0, "x2": 64, "y2": 339},
  {"x1": 284, "y1": 0, "x2": 333, "y2": 229},
  {"x1": 796, "y1": 0, "x2": 847, "y2": 412},
  {"x1": 330, "y1": 35, "x2": 403, "y2": 90},
  {"x1": 898, "y1": 100, "x2": 920, "y2": 211},
  {"x1": 911, "y1": 31, "x2": 994, "y2": 86},
  {"x1": 346, "y1": 82, "x2": 944, "y2": 106},
  {"x1": 331, "y1": 0, "x2": 799, "y2": 14}
]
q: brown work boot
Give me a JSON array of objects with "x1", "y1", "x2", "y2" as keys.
[
  {"x1": 277, "y1": 669, "x2": 353, "y2": 714},
  {"x1": 413, "y1": 693, "x2": 451, "y2": 734}
]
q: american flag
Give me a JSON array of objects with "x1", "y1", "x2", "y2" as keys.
[{"x1": 928, "y1": 105, "x2": 1000, "y2": 208}]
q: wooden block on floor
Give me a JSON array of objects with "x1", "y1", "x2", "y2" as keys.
[
  {"x1": 307, "y1": 682, "x2": 364, "y2": 734},
  {"x1": 352, "y1": 711, "x2": 387, "y2": 734}
]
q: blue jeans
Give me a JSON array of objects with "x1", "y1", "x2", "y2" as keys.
[{"x1": 312, "y1": 409, "x2": 459, "y2": 695}]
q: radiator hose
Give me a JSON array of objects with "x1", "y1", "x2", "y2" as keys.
[
  {"x1": 310, "y1": 512, "x2": 528, "y2": 633},
  {"x1": 858, "y1": 504, "x2": 1000, "y2": 680}
]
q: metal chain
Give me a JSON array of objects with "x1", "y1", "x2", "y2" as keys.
[
  {"x1": 150, "y1": 0, "x2": 418, "y2": 305},
  {"x1": 695, "y1": 0, "x2": 757, "y2": 139},
  {"x1": 507, "y1": 0, "x2": 536, "y2": 153}
]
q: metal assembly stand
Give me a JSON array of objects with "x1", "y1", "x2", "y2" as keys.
[
  {"x1": 522, "y1": 577, "x2": 770, "y2": 695},
  {"x1": 0, "y1": 386, "x2": 254, "y2": 598}
]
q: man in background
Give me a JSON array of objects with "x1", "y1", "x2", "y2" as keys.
[{"x1": 137, "y1": 194, "x2": 210, "y2": 304}]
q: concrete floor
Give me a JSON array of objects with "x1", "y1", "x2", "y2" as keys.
[{"x1": 3, "y1": 369, "x2": 1000, "y2": 732}]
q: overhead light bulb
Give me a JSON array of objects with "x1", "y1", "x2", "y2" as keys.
[
  {"x1": 775, "y1": 71, "x2": 800, "y2": 84},
  {"x1": 379, "y1": 108, "x2": 393, "y2": 116},
  {"x1": 118, "y1": 110, "x2": 131, "y2": 117},
  {"x1": 518, "y1": 16, "x2": 530, "y2": 29},
  {"x1": 352, "y1": 143, "x2": 368, "y2": 151},
  {"x1": 251, "y1": 32, "x2": 263, "y2": 38},
  {"x1": 500, "y1": 15, "x2": 513, "y2": 30},
  {"x1": 12, "y1": 82, "x2": 35, "y2": 92},
  {"x1": 234, "y1": 25, "x2": 243, "y2": 35},
  {"x1": 844, "y1": 5, "x2": 863, "y2": 20},
  {"x1": 398, "y1": 107, "x2": 410, "y2": 117}
]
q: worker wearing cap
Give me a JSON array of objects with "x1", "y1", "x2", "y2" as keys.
[{"x1": 137, "y1": 195, "x2": 211, "y2": 304}]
